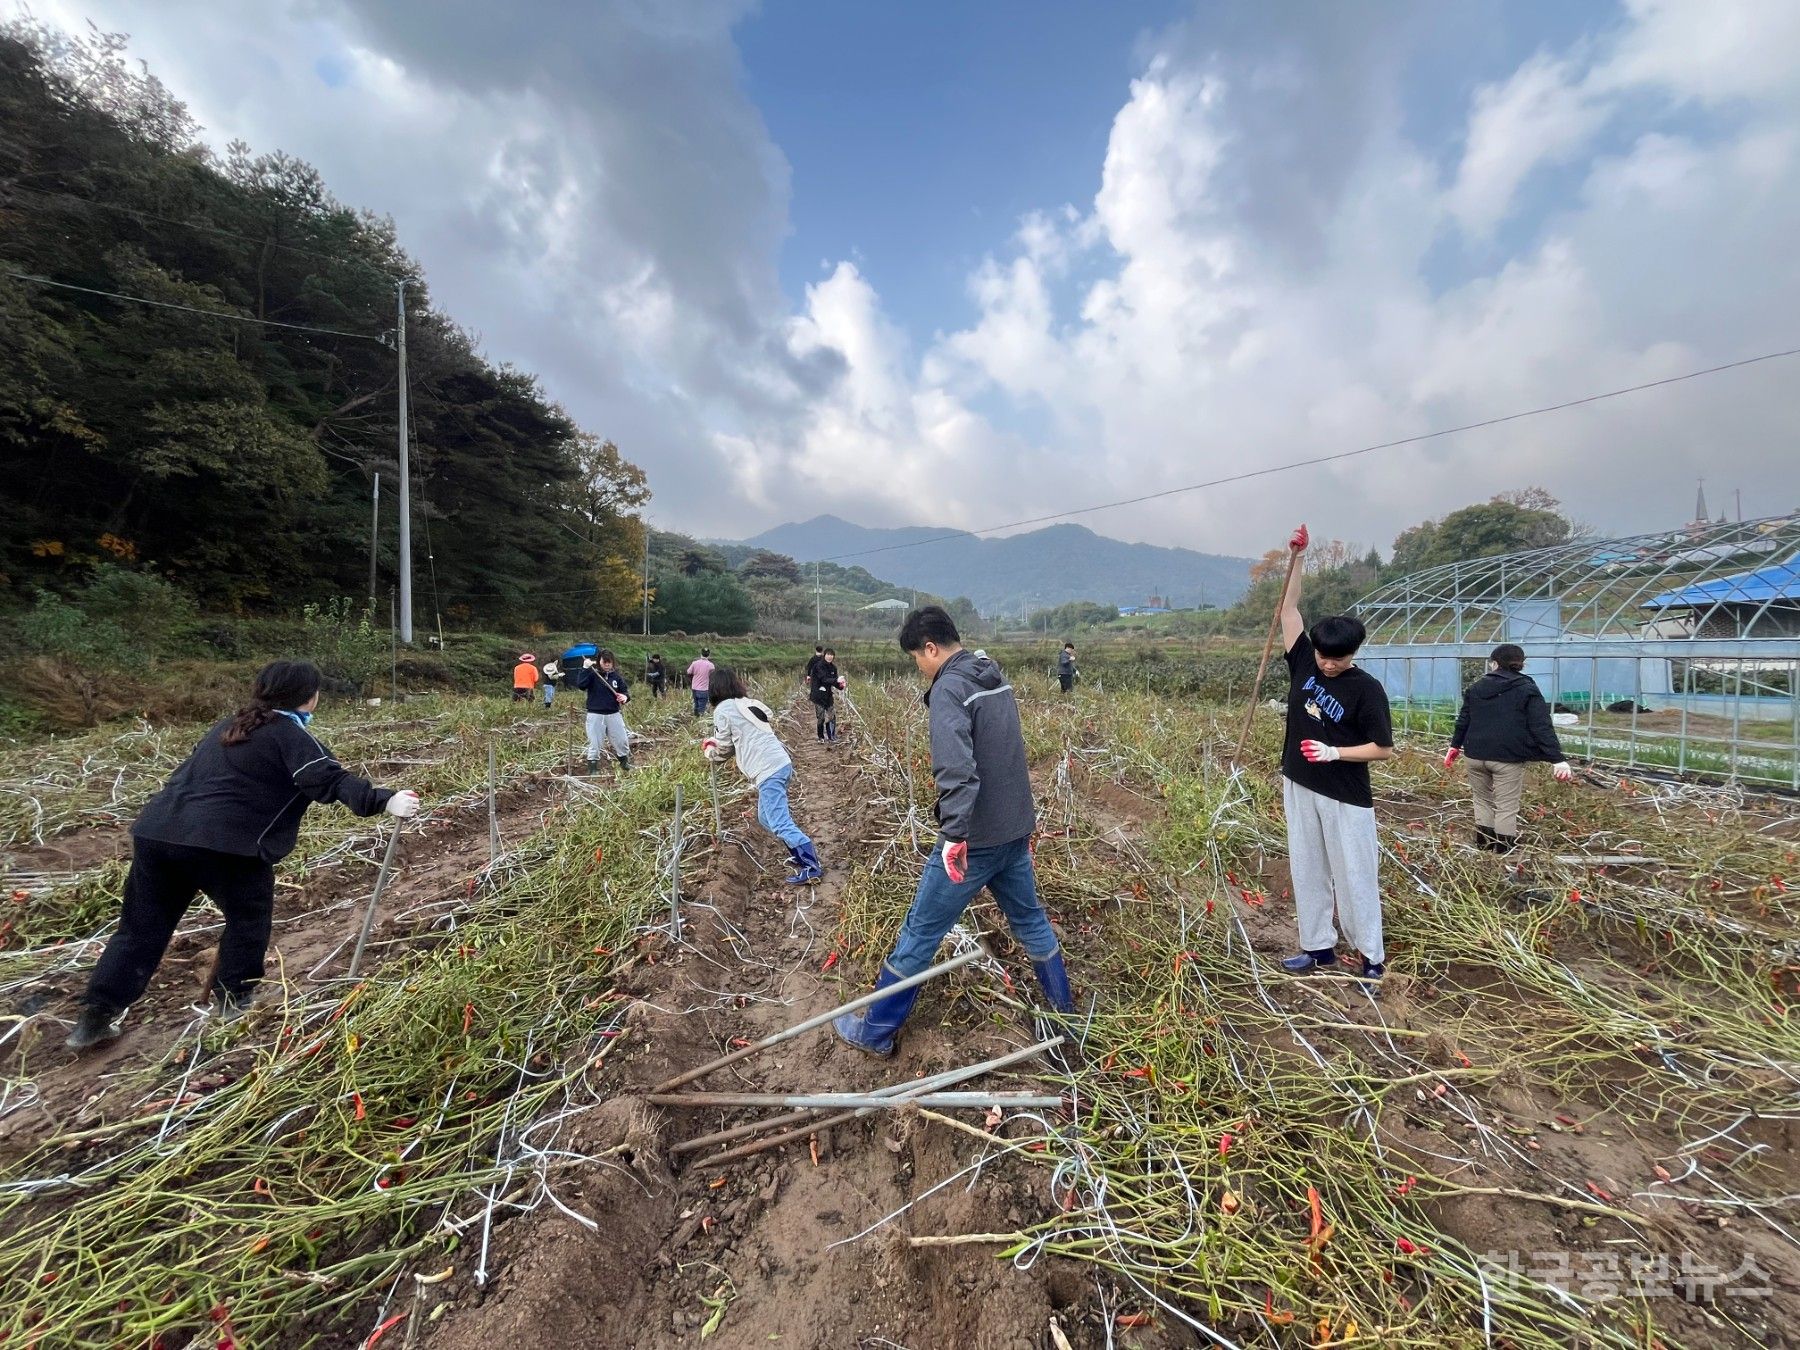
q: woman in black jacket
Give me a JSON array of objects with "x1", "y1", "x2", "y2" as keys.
[
  {"x1": 67, "y1": 660, "x2": 421, "y2": 1050},
  {"x1": 1445, "y1": 644, "x2": 1572, "y2": 853}
]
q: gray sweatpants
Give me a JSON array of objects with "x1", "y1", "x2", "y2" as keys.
[
  {"x1": 1282, "y1": 777, "x2": 1384, "y2": 964},
  {"x1": 585, "y1": 712, "x2": 630, "y2": 761}
]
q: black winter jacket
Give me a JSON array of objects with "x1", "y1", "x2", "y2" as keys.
[
  {"x1": 1452, "y1": 671, "x2": 1565, "y2": 763},
  {"x1": 132, "y1": 715, "x2": 392, "y2": 863}
]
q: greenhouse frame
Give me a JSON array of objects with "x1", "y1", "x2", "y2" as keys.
[{"x1": 1354, "y1": 513, "x2": 1800, "y2": 789}]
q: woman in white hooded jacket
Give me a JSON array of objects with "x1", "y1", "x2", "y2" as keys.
[{"x1": 703, "y1": 667, "x2": 822, "y2": 884}]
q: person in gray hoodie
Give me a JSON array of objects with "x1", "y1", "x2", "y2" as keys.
[
  {"x1": 1057, "y1": 643, "x2": 1077, "y2": 693},
  {"x1": 1445, "y1": 643, "x2": 1572, "y2": 852},
  {"x1": 835, "y1": 606, "x2": 1074, "y2": 1057}
]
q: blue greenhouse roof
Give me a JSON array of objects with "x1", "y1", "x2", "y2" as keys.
[{"x1": 1643, "y1": 558, "x2": 1800, "y2": 610}]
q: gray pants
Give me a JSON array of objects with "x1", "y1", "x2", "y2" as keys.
[
  {"x1": 585, "y1": 711, "x2": 629, "y2": 761},
  {"x1": 1282, "y1": 777, "x2": 1384, "y2": 964},
  {"x1": 1464, "y1": 758, "x2": 1526, "y2": 836}
]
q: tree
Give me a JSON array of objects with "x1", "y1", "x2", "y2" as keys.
[
  {"x1": 677, "y1": 546, "x2": 725, "y2": 576},
  {"x1": 0, "y1": 24, "x2": 653, "y2": 630},
  {"x1": 1390, "y1": 500, "x2": 1571, "y2": 574},
  {"x1": 740, "y1": 549, "x2": 802, "y2": 584},
  {"x1": 652, "y1": 569, "x2": 755, "y2": 635}
]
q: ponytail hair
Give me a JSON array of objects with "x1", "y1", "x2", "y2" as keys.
[{"x1": 223, "y1": 660, "x2": 323, "y2": 746}]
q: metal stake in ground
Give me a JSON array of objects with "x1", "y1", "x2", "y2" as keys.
[
  {"x1": 670, "y1": 783, "x2": 684, "y2": 942},
  {"x1": 708, "y1": 762, "x2": 723, "y2": 838},
  {"x1": 651, "y1": 948, "x2": 983, "y2": 1094},
  {"x1": 487, "y1": 740, "x2": 500, "y2": 865},
  {"x1": 347, "y1": 819, "x2": 406, "y2": 980},
  {"x1": 1232, "y1": 547, "x2": 1301, "y2": 764}
]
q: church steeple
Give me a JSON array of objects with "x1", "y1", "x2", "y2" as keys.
[{"x1": 1694, "y1": 479, "x2": 1708, "y2": 525}]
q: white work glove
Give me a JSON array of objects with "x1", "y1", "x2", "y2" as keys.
[
  {"x1": 836, "y1": 677, "x2": 846, "y2": 691},
  {"x1": 701, "y1": 737, "x2": 727, "y2": 763},
  {"x1": 1552, "y1": 761, "x2": 1573, "y2": 782},
  {"x1": 1299, "y1": 740, "x2": 1340, "y2": 763},
  {"x1": 385, "y1": 790, "x2": 420, "y2": 819},
  {"x1": 581, "y1": 657, "x2": 595, "y2": 670}
]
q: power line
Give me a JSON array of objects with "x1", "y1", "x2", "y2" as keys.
[
  {"x1": 820, "y1": 343, "x2": 1800, "y2": 564},
  {"x1": 2, "y1": 269, "x2": 385, "y2": 340},
  {"x1": 6, "y1": 181, "x2": 407, "y2": 281}
]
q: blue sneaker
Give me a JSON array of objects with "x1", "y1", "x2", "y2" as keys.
[
  {"x1": 833, "y1": 963, "x2": 920, "y2": 1058},
  {"x1": 1280, "y1": 949, "x2": 1338, "y2": 974},
  {"x1": 1358, "y1": 959, "x2": 1386, "y2": 993}
]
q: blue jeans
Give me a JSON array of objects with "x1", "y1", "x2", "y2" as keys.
[
  {"x1": 692, "y1": 690, "x2": 709, "y2": 716},
  {"x1": 886, "y1": 836, "x2": 1059, "y2": 977},
  {"x1": 757, "y1": 767, "x2": 812, "y2": 852},
  {"x1": 543, "y1": 684, "x2": 555, "y2": 707}
]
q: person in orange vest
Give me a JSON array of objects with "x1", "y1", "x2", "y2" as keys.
[{"x1": 511, "y1": 653, "x2": 541, "y2": 702}]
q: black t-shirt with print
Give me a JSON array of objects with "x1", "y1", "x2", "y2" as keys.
[{"x1": 1281, "y1": 633, "x2": 1393, "y2": 809}]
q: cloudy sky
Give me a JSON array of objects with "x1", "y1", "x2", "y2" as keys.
[{"x1": 16, "y1": 0, "x2": 1800, "y2": 556}]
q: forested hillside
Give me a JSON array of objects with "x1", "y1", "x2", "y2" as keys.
[{"x1": 0, "y1": 23, "x2": 647, "y2": 628}]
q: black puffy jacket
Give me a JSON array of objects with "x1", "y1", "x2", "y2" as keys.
[
  {"x1": 133, "y1": 715, "x2": 392, "y2": 863},
  {"x1": 1451, "y1": 671, "x2": 1565, "y2": 763}
]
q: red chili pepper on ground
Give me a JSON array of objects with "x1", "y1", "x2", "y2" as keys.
[
  {"x1": 461, "y1": 1003, "x2": 474, "y2": 1036},
  {"x1": 1219, "y1": 1132, "x2": 1233, "y2": 1158},
  {"x1": 820, "y1": 951, "x2": 839, "y2": 972},
  {"x1": 361, "y1": 1312, "x2": 407, "y2": 1349},
  {"x1": 1395, "y1": 1175, "x2": 1416, "y2": 1197},
  {"x1": 352, "y1": 1092, "x2": 365, "y2": 1121}
]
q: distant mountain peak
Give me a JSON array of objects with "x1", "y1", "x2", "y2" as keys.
[{"x1": 735, "y1": 516, "x2": 1251, "y2": 614}]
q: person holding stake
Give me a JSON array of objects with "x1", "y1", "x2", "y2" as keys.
[
  {"x1": 566, "y1": 647, "x2": 632, "y2": 775},
  {"x1": 702, "y1": 667, "x2": 823, "y2": 884},
  {"x1": 835, "y1": 606, "x2": 1074, "y2": 1057},
  {"x1": 1276, "y1": 524, "x2": 1394, "y2": 987},
  {"x1": 66, "y1": 660, "x2": 420, "y2": 1050},
  {"x1": 1444, "y1": 644, "x2": 1572, "y2": 853}
]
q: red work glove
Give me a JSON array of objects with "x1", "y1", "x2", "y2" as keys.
[
  {"x1": 1289, "y1": 523, "x2": 1309, "y2": 553},
  {"x1": 1300, "y1": 739, "x2": 1340, "y2": 763},
  {"x1": 1552, "y1": 761, "x2": 1573, "y2": 782},
  {"x1": 1443, "y1": 747, "x2": 1462, "y2": 768},
  {"x1": 940, "y1": 839, "x2": 968, "y2": 883}
]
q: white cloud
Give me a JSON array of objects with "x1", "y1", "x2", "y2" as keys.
[
  {"x1": 1445, "y1": 52, "x2": 1609, "y2": 235},
  {"x1": 12, "y1": 0, "x2": 1799, "y2": 560}
]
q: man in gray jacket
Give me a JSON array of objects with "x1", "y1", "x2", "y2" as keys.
[{"x1": 836, "y1": 607, "x2": 1074, "y2": 1057}]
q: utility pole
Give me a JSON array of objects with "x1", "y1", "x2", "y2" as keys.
[
  {"x1": 368, "y1": 471, "x2": 380, "y2": 613},
  {"x1": 395, "y1": 281, "x2": 413, "y2": 644},
  {"x1": 642, "y1": 524, "x2": 651, "y2": 636},
  {"x1": 814, "y1": 561, "x2": 822, "y2": 643}
]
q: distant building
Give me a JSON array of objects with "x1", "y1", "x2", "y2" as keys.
[{"x1": 859, "y1": 597, "x2": 911, "y2": 613}]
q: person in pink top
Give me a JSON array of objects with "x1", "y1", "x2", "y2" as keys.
[{"x1": 685, "y1": 648, "x2": 714, "y2": 718}]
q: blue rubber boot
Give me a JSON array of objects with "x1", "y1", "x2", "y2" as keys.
[
  {"x1": 833, "y1": 963, "x2": 919, "y2": 1058},
  {"x1": 785, "y1": 841, "x2": 822, "y2": 885},
  {"x1": 1030, "y1": 951, "x2": 1076, "y2": 1014}
]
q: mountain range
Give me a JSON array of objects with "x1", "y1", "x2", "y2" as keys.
[{"x1": 731, "y1": 516, "x2": 1252, "y2": 616}]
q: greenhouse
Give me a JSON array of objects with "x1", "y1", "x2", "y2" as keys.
[{"x1": 1354, "y1": 513, "x2": 1800, "y2": 788}]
